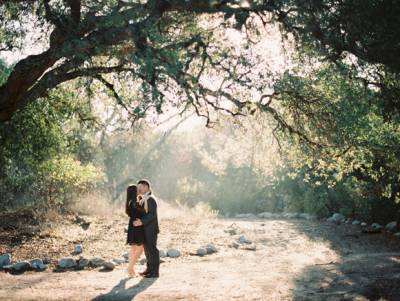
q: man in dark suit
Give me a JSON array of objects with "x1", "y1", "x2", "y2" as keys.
[{"x1": 133, "y1": 179, "x2": 160, "y2": 278}]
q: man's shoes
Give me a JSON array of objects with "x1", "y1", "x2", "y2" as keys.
[
  {"x1": 144, "y1": 272, "x2": 159, "y2": 278},
  {"x1": 139, "y1": 269, "x2": 150, "y2": 276}
]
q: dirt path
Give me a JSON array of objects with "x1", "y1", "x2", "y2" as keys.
[{"x1": 1, "y1": 204, "x2": 400, "y2": 301}]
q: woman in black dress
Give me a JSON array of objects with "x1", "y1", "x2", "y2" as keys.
[{"x1": 125, "y1": 184, "x2": 145, "y2": 277}]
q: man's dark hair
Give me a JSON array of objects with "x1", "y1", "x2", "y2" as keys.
[{"x1": 137, "y1": 179, "x2": 151, "y2": 189}]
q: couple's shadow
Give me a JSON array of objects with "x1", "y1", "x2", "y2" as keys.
[{"x1": 91, "y1": 276, "x2": 158, "y2": 301}]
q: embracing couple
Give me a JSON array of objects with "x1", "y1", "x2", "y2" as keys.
[{"x1": 125, "y1": 179, "x2": 160, "y2": 278}]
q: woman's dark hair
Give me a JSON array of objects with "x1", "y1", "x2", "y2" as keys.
[{"x1": 125, "y1": 184, "x2": 137, "y2": 216}]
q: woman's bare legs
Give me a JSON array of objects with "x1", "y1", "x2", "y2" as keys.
[
  {"x1": 127, "y1": 244, "x2": 144, "y2": 277},
  {"x1": 127, "y1": 245, "x2": 135, "y2": 276}
]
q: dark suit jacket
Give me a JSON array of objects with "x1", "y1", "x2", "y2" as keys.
[{"x1": 141, "y1": 195, "x2": 160, "y2": 237}]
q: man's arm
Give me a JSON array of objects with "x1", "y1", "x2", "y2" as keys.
[{"x1": 140, "y1": 197, "x2": 157, "y2": 226}]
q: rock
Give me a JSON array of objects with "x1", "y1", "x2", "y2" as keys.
[
  {"x1": 394, "y1": 232, "x2": 400, "y2": 238},
  {"x1": 257, "y1": 212, "x2": 274, "y2": 219},
  {"x1": 205, "y1": 243, "x2": 218, "y2": 254},
  {"x1": 89, "y1": 257, "x2": 105, "y2": 268},
  {"x1": 235, "y1": 213, "x2": 256, "y2": 218},
  {"x1": 13, "y1": 261, "x2": 31, "y2": 272},
  {"x1": 73, "y1": 244, "x2": 82, "y2": 254},
  {"x1": 345, "y1": 218, "x2": 352, "y2": 224},
  {"x1": 283, "y1": 212, "x2": 300, "y2": 219},
  {"x1": 224, "y1": 228, "x2": 237, "y2": 235},
  {"x1": 242, "y1": 243, "x2": 256, "y2": 251},
  {"x1": 159, "y1": 250, "x2": 167, "y2": 258},
  {"x1": 332, "y1": 213, "x2": 346, "y2": 224},
  {"x1": 352, "y1": 220, "x2": 361, "y2": 225},
  {"x1": 298, "y1": 213, "x2": 310, "y2": 220},
  {"x1": 29, "y1": 258, "x2": 42, "y2": 268},
  {"x1": 385, "y1": 221, "x2": 397, "y2": 232},
  {"x1": 235, "y1": 213, "x2": 246, "y2": 218},
  {"x1": 238, "y1": 235, "x2": 252, "y2": 244},
  {"x1": 75, "y1": 215, "x2": 86, "y2": 224},
  {"x1": 230, "y1": 241, "x2": 239, "y2": 249},
  {"x1": 112, "y1": 258, "x2": 125, "y2": 265},
  {"x1": 75, "y1": 215, "x2": 91, "y2": 230},
  {"x1": 29, "y1": 258, "x2": 46, "y2": 271},
  {"x1": 361, "y1": 222, "x2": 367, "y2": 227},
  {"x1": 78, "y1": 258, "x2": 90, "y2": 269},
  {"x1": 0, "y1": 253, "x2": 11, "y2": 269},
  {"x1": 58, "y1": 257, "x2": 77, "y2": 269},
  {"x1": 196, "y1": 248, "x2": 207, "y2": 256},
  {"x1": 2, "y1": 264, "x2": 14, "y2": 272},
  {"x1": 167, "y1": 248, "x2": 181, "y2": 258},
  {"x1": 328, "y1": 213, "x2": 346, "y2": 224},
  {"x1": 371, "y1": 223, "x2": 383, "y2": 230},
  {"x1": 122, "y1": 252, "x2": 129, "y2": 260},
  {"x1": 102, "y1": 261, "x2": 115, "y2": 270},
  {"x1": 37, "y1": 263, "x2": 47, "y2": 271},
  {"x1": 224, "y1": 223, "x2": 239, "y2": 235},
  {"x1": 362, "y1": 226, "x2": 382, "y2": 234},
  {"x1": 299, "y1": 213, "x2": 317, "y2": 220}
]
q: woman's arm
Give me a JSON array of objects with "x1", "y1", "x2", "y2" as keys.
[{"x1": 144, "y1": 197, "x2": 148, "y2": 214}]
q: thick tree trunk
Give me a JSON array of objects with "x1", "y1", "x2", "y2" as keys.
[{"x1": 0, "y1": 49, "x2": 62, "y2": 121}]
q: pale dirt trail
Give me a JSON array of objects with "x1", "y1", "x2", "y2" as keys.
[{"x1": 1, "y1": 203, "x2": 400, "y2": 301}]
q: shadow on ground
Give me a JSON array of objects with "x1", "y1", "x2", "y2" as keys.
[
  {"x1": 91, "y1": 277, "x2": 157, "y2": 301},
  {"x1": 288, "y1": 219, "x2": 400, "y2": 300},
  {"x1": 0, "y1": 209, "x2": 41, "y2": 247}
]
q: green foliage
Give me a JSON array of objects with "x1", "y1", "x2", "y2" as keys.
[
  {"x1": 0, "y1": 70, "x2": 103, "y2": 210},
  {"x1": 0, "y1": 60, "x2": 11, "y2": 85},
  {"x1": 279, "y1": 0, "x2": 400, "y2": 73},
  {"x1": 1, "y1": 1, "x2": 400, "y2": 224},
  {"x1": 271, "y1": 61, "x2": 400, "y2": 222},
  {"x1": 0, "y1": 95, "x2": 66, "y2": 206},
  {"x1": 39, "y1": 156, "x2": 104, "y2": 206}
]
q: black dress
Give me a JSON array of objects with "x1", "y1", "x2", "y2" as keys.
[{"x1": 126, "y1": 198, "x2": 145, "y2": 245}]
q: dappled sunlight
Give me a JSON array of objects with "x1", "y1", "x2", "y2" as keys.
[
  {"x1": 1, "y1": 1, "x2": 400, "y2": 300},
  {"x1": 288, "y1": 220, "x2": 400, "y2": 300}
]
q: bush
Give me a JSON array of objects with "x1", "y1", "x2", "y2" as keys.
[{"x1": 38, "y1": 156, "x2": 104, "y2": 207}]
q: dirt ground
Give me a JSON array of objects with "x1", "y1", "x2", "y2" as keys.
[{"x1": 1, "y1": 201, "x2": 400, "y2": 301}]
